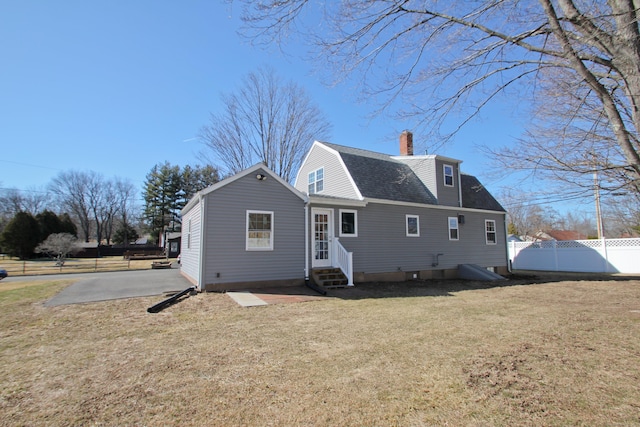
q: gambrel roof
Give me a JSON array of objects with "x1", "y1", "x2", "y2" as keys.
[
  {"x1": 323, "y1": 143, "x2": 438, "y2": 205},
  {"x1": 314, "y1": 142, "x2": 505, "y2": 212}
]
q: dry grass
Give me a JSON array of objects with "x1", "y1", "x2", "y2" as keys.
[{"x1": 1, "y1": 275, "x2": 640, "y2": 426}]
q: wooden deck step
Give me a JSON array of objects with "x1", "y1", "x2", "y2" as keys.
[{"x1": 311, "y1": 268, "x2": 349, "y2": 289}]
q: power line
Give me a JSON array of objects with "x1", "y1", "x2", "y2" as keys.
[
  {"x1": 0, "y1": 159, "x2": 61, "y2": 171},
  {"x1": 0, "y1": 187, "x2": 49, "y2": 194}
]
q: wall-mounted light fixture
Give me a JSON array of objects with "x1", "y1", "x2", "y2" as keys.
[{"x1": 256, "y1": 173, "x2": 267, "y2": 181}]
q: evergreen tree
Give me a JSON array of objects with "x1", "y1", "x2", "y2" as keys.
[
  {"x1": 143, "y1": 163, "x2": 219, "y2": 244},
  {"x1": 36, "y1": 210, "x2": 63, "y2": 241},
  {"x1": 143, "y1": 163, "x2": 183, "y2": 244},
  {"x1": 0, "y1": 212, "x2": 40, "y2": 259},
  {"x1": 112, "y1": 222, "x2": 139, "y2": 245},
  {"x1": 181, "y1": 164, "x2": 220, "y2": 200},
  {"x1": 59, "y1": 213, "x2": 78, "y2": 237}
]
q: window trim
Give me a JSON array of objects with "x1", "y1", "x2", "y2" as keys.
[
  {"x1": 246, "y1": 210, "x2": 274, "y2": 251},
  {"x1": 443, "y1": 164, "x2": 454, "y2": 187},
  {"x1": 187, "y1": 219, "x2": 192, "y2": 249},
  {"x1": 406, "y1": 214, "x2": 420, "y2": 237},
  {"x1": 339, "y1": 209, "x2": 358, "y2": 237},
  {"x1": 448, "y1": 216, "x2": 459, "y2": 241},
  {"x1": 485, "y1": 219, "x2": 497, "y2": 245},
  {"x1": 308, "y1": 167, "x2": 325, "y2": 194}
]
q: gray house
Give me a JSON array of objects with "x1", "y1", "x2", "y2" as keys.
[
  {"x1": 180, "y1": 163, "x2": 307, "y2": 292},
  {"x1": 180, "y1": 132, "x2": 508, "y2": 291}
]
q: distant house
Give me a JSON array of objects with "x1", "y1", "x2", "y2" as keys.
[
  {"x1": 164, "y1": 232, "x2": 181, "y2": 258},
  {"x1": 534, "y1": 230, "x2": 589, "y2": 241},
  {"x1": 180, "y1": 131, "x2": 508, "y2": 292}
]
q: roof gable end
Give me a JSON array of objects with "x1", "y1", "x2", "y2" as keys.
[{"x1": 182, "y1": 163, "x2": 307, "y2": 215}]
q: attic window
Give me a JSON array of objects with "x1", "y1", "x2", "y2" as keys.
[
  {"x1": 444, "y1": 164, "x2": 454, "y2": 187},
  {"x1": 308, "y1": 167, "x2": 324, "y2": 194}
]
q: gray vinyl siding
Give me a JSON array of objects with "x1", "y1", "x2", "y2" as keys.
[
  {"x1": 295, "y1": 144, "x2": 360, "y2": 199},
  {"x1": 203, "y1": 168, "x2": 305, "y2": 285},
  {"x1": 314, "y1": 202, "x2": 506, "y2": 274},
  {"x1": 435, "y1": 160, "x2": 461, "y2": 207},
  {"x1": 180, "y1": 201, "x2": 202, "y2": 285}
]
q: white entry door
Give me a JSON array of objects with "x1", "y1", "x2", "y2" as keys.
[{"x1": 312, "y1": 208, "x2": 333, "y2": 268}]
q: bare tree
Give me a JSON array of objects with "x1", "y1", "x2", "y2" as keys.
[
  {"x1": 113, "y1": 178, "x2": 139, "y2": 248},
  {"x1": 0, "y1": 187, "x2": 49, "y2": 216},
  {"x1": 602, "y1": 192, "x2": 640, "y2": 237},
  {"x1": 35, "y1": 233, "x2": 79, "y2": 265},
  {"x1": 49, "y1": 171, "x2": 94, "y2": 242},
  {"x1": 199, "y1": 67, "x2": 331, "y2": 182},
  {"x1": 500, "y1": 189, "x2": 562, "y2": 239},
  {"x1": 49, "y1": 171, "x2": 116, "y2": 244},
  {"x1": 239, "y1": 1, "x2": 640, "y2": 195}
]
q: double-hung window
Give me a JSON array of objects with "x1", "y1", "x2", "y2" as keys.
[
  {"x1": 443, "y1": 164, "x2": 454, "y2": 187},
  {"x1": 448, "y1": 217, "x2": 459, "y2": 240},
  {"x1": 246, "y1": 211, "x2": 274, "y2": 250},
  {"x1": 485, "y1": 220, "x2": 497, "y2": 244},
  {"x1": 308, "y1": 167, "x2": 324, "y2": 194},
  {"x1": 340, "y1": 209, "x2": 358, "y2": 237},
  {"x1": 406, "y1": 215, "x2": 420, "y2": 237}
]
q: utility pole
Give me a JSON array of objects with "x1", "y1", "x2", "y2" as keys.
[{"x1": 594, "y1": 167, "x2": 604, "y2": 238}]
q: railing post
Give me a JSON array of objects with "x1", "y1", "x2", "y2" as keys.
[
  {"x1": 347, "y1": 251, "x2": 353, "y2": 286},
  {"x1": 332, "y1": 237, "x2": 354, "y2": 287}
]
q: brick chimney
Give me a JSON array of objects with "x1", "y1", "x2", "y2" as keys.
[{"x1": 400, "y1": 130, "x2": 413, "y2": 156}]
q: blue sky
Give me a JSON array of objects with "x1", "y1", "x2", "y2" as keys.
[{"x1": 1, "y1": 1, "x2": 572, "y2": 212}]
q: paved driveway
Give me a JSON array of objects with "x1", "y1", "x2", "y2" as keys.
[{"x1": 38, "y1": 268, "x2": 192, "y2": 306}]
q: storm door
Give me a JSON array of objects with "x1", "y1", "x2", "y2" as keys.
[{"x1": 312, "y1": 208, "x2": 333, "y2": 268}]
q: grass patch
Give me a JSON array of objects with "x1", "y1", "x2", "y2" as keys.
[
  {"x1": 1, "y1": 277, "x2": 639, "y2": 425},
  {"x1": 0, "y1": 280, "x2": 72, "y2": 304}
]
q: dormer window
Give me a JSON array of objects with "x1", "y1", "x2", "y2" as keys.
[
  {"x1": 308, "y1": 167, "x2": 324, "y2": 194},
  {"x1": 444, "y1": 164, "x2": 454, "y2": 187}
]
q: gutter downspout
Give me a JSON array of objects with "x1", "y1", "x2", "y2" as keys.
[
  {"x1": 504, "y1": 214, "x2": 511, "y2": 273},
  {"x1": 198, "y1": 193, "x2": 206, "y2": 291},
  {"x1": 457, "y1": 164, "x2": 463, "y2": 208},
  {"x1": 304, "y1": 203, "x2": 309, "y2": 283}
]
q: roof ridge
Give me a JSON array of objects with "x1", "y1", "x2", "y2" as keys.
[{"x1": 320, "y1": 141, "x2": 398, "y2": 161}]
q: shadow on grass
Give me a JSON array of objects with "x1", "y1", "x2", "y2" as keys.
[{"x1": 238, "y1": 270, "x2": 640, "y2": 302}]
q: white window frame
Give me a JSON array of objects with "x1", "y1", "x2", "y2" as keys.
[
  {"x1": 339, "y1": 209, "x2": 358, "y2": 237},
  {"x1": 308, "y1": 167, "x2": 324, "y2": 194},
  {"x1": 448, "y1": 216, "x2": 459, "y2": 241},
  {"x1": 406, "y1": 214, "x2": 420, "y2": 237},
  {"x1": 485, "y1": 220, "x2": 497, "y2": 245},
  {"x1": 246, "y1": 210, "x2": 274, "y2": 251},
  {"x1": 187, "y1": 219, "x2": 192, "y2": 249},
  {"x1": 443, "y1": 164, "x2": 454, "y2": 187}
]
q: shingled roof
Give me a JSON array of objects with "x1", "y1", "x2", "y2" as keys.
[
  {"x1": 460, "y1": 174, "x2": 505, "y2": 211},
  {"x1": 322, "y1": 142, "x2": 504, "y2": 212}
]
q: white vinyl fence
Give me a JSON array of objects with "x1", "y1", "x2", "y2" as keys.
[{"x1": 509, "y1": 238, "x2": 640, "y2": 274}]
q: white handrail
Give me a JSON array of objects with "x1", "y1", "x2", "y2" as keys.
[{"x1": 333, "y1": 237, "x2": 354, "y2": 286}]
